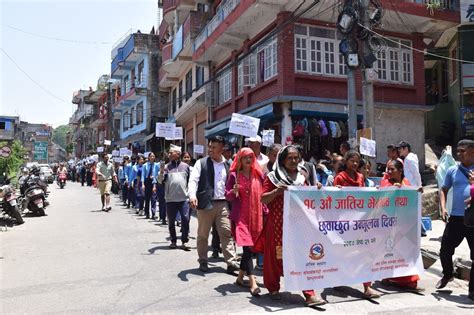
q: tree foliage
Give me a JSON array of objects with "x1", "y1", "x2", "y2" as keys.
[
  {"x1": 52, "y1": 125, "x2": 72, "y2": 149},
  {"x1": 0, "y1": 140, "x2": 26, "y2": 183}
]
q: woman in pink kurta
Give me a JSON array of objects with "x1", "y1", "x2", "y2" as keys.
[{"x1": 225, "y1": 148, "x2": 264, "y2": 296}]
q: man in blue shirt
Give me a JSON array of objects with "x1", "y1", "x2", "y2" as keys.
[
  {"x1": 141, "y1": 152, "x2": 160, "y2": 219},
  {"x1": 437, "y1": 139, "x2": 474, "y2": 300}
]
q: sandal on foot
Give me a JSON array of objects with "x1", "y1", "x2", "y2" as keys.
[
  {"x1": 305, "y1": 295, "x2": 327, "y2": 307},
  {"x1": 250, "y1": 287, "x2": 261, "y2": 297},
  {"x1": 235, "y1": 279, "x2": 248, "y2": 287}
]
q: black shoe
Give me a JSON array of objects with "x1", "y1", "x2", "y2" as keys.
[
  {"x1": 469, "y1": 291, "x2": 474, "y2": 300},
  {"x1": 126, "y1": 205, "x2": 130, "y2": 209},
  {"x1": 151, "y1": 215, "x2": 156, "y2": 220},
  {"x1": 436, "y1": 276, "x2": 454, "y2": 289},
  {"x1": 145, "y1": 215, "x2": 150, "y2": 219},
  {"x1": 161, "y1": 220, "x2": 167, "y2": 225},
  {"x1": 199, "y1": 262, "x2": 209, "y2": 272},
  {"x1": 226, "y1": 263, "x2": 239, "y2": 275},
  {"x1": 421, "y1": 231, "x2": 427, "y2": 237},
  {"x1": 211, "y1": 249, "x2": 219, "y2": 259},
  {"x1": 169, "y1": 242, "x2": 177, "y2": 249},
  {"x1": 181, "y1": 243, "x2": 191, "y2": 251}
]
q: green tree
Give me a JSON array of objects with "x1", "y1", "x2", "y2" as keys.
[
  {"x1": 0, "y1": 140, "x2": 26, "y2": 184},
  {"x1": 52, "y1": 125, "x2": 72, "y2": 149}
]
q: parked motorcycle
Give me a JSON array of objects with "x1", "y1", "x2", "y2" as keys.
[
  {"x1": 20, "y1": 166, "x2": 48, "y2": 216},
  {"x1": 0, "y1": 185, "x2": 24, "y2": 224},
  {"x1": 57, "y1": 173, "x2": 67, "y2": 189}
]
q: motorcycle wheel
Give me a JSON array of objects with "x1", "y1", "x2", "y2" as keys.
[
  {"x1": 38, "y1": 207, "x2": 46, "y2": 216},
  {"x1": 11, "y1": 205, "x2": 24, "y2": 224}
]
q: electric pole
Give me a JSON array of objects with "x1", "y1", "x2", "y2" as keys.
[
  {"x1": 347, "y1": 68, "x2": 358, "y2": 142},
  {"x1": 361, "y1": 0, "x2": 375, "y2": 136}
]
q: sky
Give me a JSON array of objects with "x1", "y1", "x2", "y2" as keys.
[{"x1": 0, "y1": 0, "x2": 159, "y2": 127}]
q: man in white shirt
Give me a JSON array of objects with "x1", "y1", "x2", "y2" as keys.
[
  {"x1": 246, "y1": 135, "x2": 269, "y2": 172},
  {"x1": 189, "y1": 136, "x2": 239, "y2": 273},
  {"x1": 397, "y1": 141, "x2": 422, "y2": 187}
]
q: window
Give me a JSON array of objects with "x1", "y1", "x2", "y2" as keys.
[
  {"x1": 218, "y1": 68, "x2": 232, "y2": 105},
  {"x1": 130, "y1": 108, "x2": 136, "y2": 128},
  {"x1": 373, "y1": 39, "x2": 413, "y2": 84},
  {"x1": 196, "y1": 66, "x2": 205, "y2": 89},
  {"x1": 123, "y1": 112, "x2": 131, "y2": 131},
  {"x1": 237, "y1": 54, "x2": 256, "y2": 94},
  {"x1": 263, "y1": 39, "x2": 278, "y2": 80},
  {"x1": 294, "y1": 25, "x2": 346, "y2": 77},
  {"x1": 185, "y1": 70, "x2": 193, "y2": 100},
  {"x1": 172, "y1": 88, "x2": 177, "y2": 113},
  {"x1": 137, "y1": 61, "x2": 144, "y2": 84},
  {"x1": 136, "y1": 102, "x2": 144, "y2": 124},
  {"x1": 178, "y1": 81, "x2": 183, "y2": 108},
  {"x1": 0, "y1": 122, "x2": 5, "y2": 130}
]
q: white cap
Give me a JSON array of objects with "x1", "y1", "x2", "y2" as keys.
[
  {"x1": 169, "y1": 144, "x2": 182, "y2": 152},
  {"x1": 245, "y1": 135, "x2": 262, "y2": 143}
]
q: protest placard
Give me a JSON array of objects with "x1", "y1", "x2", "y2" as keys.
[
  {"x1": 156, "y1": 122, "x2": 175, "y2": 138},
  {"x1": 97, "y1": 146, "x2": 104, "y2": 153},
  {"x1": 104, "y1": 140, "x2": 111, "y2": 146},
  {"x1": 119, "y1": 148, "x2": 128, "y2": 156},
  {"x1": 360, "y1": 137, "x2": 376, "y2": 157},
  {"x1": 228, "y1": 113, "x2": 260, "y2": 138},
  {"x1": 113, "y1": 157, "x2": 123, "y2": 163},
  {"x1": 282, "y1": 187, "x2": 423, "y2": 290},
  {"x1": 144, "y1": 152, "x2": 151, "y2": 158},
  {"x1": 262, "y1": 130, "x2": 275, "y2": 147},
  {"x1": 166, "y1": 126, "x2": 183, "y2": 140},
  {"x1": 194, "y1": 144, "x2": 204, "y2": 154},
  {"x1": 112, "y1": 150, "x2": 120, "y2": 157}
]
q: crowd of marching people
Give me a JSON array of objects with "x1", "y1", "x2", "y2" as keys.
[{"x1": 70, "y1": 136, "x2": 474, "y2": 307}]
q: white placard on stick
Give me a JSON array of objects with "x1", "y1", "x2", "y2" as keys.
[
  {"x1": 229, "y1": 113, "x2": 260, "y2": 138},
  {"x1": 113, "y1": 157, "x2": 123, "y2": 163},
  {"x1": 119, "y1": 147, "x2": 128, "y2": 156},
  {"x1": 262, "y1": 130, "x2": 275, "y2": 147},
  {"x1": 194, "y1": 144, "x2": 204, "y2": 154},
  {"x1": 112, "y1": 150, "x2": 120, "y2": 157},
  {"x1": 166, "y1": 126, "x2": 183, "y2": 140},
  {"x1": 156, "y1": 122, "x2": 176, "y2": 138},
  {"x1": 104, "y1": 139, "x2": 111, "y2": 146},
  {"x1": 360, "y1": 137, "x2": 376, "y2": 158},
  {"x1": 97, "y1": 146, "x2": 104, "y2": 153}
]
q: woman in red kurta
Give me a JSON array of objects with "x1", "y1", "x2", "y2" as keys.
[
  {"x1": 333, "y1": 150, "x2": 380, "y2": 299},
  {"x1": 225, "y1": 148, "x2": 264, "y2": 296},
  {"x1": 380, "y1": 159, "x2": 424, "y2": 292},
  {"x1": 261, "y1": 145, "x2": 326, "y2": 307}
]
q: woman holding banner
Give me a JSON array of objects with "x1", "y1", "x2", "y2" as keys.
[
  {"x1": 334, "y1": 150, "x2": 380, "y2": 299},
  {"x1": 225, "y1": 148, "x2": 264, "y2": 296},
  {"x1": 380, "y1": 159, "x2": 425, "y2": 292},
  {"x1": 260, "y1": 145, "x2": 326, "y2": 307}
]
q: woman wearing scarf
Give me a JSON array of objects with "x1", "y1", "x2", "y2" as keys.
[
  {"x1": 380, "y1": 159, "x2": 424, "y2": 292},
  {"x1": 225, "y1": 148, "x2": 264, "y2": 296},
  {"x1": 260, "y1": 145, "x2": 326, "y2": 307},
  {"x1": 333, "y1": 150, "x2": 380, "y2": 299}
]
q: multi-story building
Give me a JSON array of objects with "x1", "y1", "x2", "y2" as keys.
[
  {"x1": 0, "y1": 116, "x2": 20, "y2": 142},
  {"x1": 70, "y1": 89, "x2": 95, "y2": 158},
  {"x1": 159, "y1": 0, "x2": 460, "y2": 164},
  {"x1": 110, "y1": 30, "x2": 165, "y2": 153},
  {"x1": 425, "y1": 0, "x2": 474, "y2": 143},
  {"x1": 16, "y1": 121, "x2": 53, "y2": 163}
]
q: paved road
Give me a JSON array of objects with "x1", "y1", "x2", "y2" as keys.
[{"x1": 0, "y1": 182, "x2": 473, "y2": 313}]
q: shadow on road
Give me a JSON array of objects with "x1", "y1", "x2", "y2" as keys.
[
  {"x1": 177, "y1": 265, "x2": 226, "y2": 282},
  {"x1": 247, "y1": 291, "x2": 324, "y2": 312},
  {"x1": 321, "y1": 286, "x2": 381, "y2": 305},
  {"x1": 432, "y1": 291, "x2": 474, "y2": 305},
  {"x1": 0, "y1": 217, "x2": 17, "y2": 228}
]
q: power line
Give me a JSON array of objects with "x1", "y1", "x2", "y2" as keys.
[
  {"x1": 2, "y1": 24, "x2": 112, "y2": 45},
  {"x1": 0, "y1": 47, "x2": 71, "y2": 104},
  {"x1": 358, "y1": 23, "x2": 474, "y2": 64}
]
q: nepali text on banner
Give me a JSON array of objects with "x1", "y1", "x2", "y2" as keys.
[{"x1": 282, "y1": 187, "x2": 423, "y2": 291}]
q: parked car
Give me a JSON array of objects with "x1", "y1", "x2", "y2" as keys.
[{"x1": 38, "y1": 164, "x2": 54, "y2": 184}]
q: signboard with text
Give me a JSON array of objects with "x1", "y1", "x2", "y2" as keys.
[
  {"x1": 283, "y1": 187, "x2": 423, "y2": 290},
  {"x1": 33, "y1": 141, "x2": 48, "y2": 161},
  {"x1": 229, "y1": 113, "x2": 260, "y2": 138}
]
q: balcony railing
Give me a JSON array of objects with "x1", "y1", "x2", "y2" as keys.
[
  {"x1": 413, "y1": 0, "x2": 458, "y2": 10},
  {"x1": 121, "y1": 74, "x2": 148, "y2": 96},
  {"x1": 194, "y1": 0, "x2": 241, "y2": 51}
]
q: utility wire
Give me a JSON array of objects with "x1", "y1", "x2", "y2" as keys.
[
  {"x1": 358, "y1": 23, "x2": 474, "y2": 64},
  {"x1": 0, "y1": 47, "x2": 71, "y2": 104},
  {"x1": 2, "y1": 24, "x2": 112, "y2": 45}
]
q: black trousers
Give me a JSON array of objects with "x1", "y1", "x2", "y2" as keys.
[
  {"x1": 440, "y1": 216, "x2": 474, "y2": 291},
  {"x1": 240, "y1": 246, "x2": 254, "y2": 275}
]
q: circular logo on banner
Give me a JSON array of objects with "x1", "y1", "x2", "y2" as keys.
[
  {"x1": 385, "y1": 237, "x2": 395, "y2": 252},
  {"x1": 309, "y1": 243, "x2": 325, "y2": 261}
]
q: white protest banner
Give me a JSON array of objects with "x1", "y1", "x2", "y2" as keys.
[
  {"x1": 262, "y1": 130, "x2": 275, "y2": 147},
  {"x1": 166, "y1": 126, "x2": 183, "y2": 140},
  {"x1": 97, "y1": 146, "x2": 104, "y2": 153},
  {"x1": 194, "y1": 144, "x2": 204, "y2": 154},
  {"x1": 283, "y1": 187, "x2": 423, "y2": 291},
  {"x1": 360, "y1": 137, "x2": 376, "y2": 157},
  {"x1": 104, "y1": 139, "x2": 111, "y2": 146},
  {"x1": 119, "y1": 148, "x2": 128, "y2": 156},
  {"x1": 228, "y1": 113, "x2": 260, "y2": 138},
  {"x1": 112, "y1": 150, "x2": 120, "y2": 157},
  {"x1": 113, "y1": 157, "x2": 123, "y2": 163},
  {"x1": 126, "y1": 149, "x2": 133, "y2": 157},
  {"x1": 156, "y1": 122, "x2": 175, "y2": 138},
  {"x1": 91, "y1": 154, "x2": 99, "y2": 162}
]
